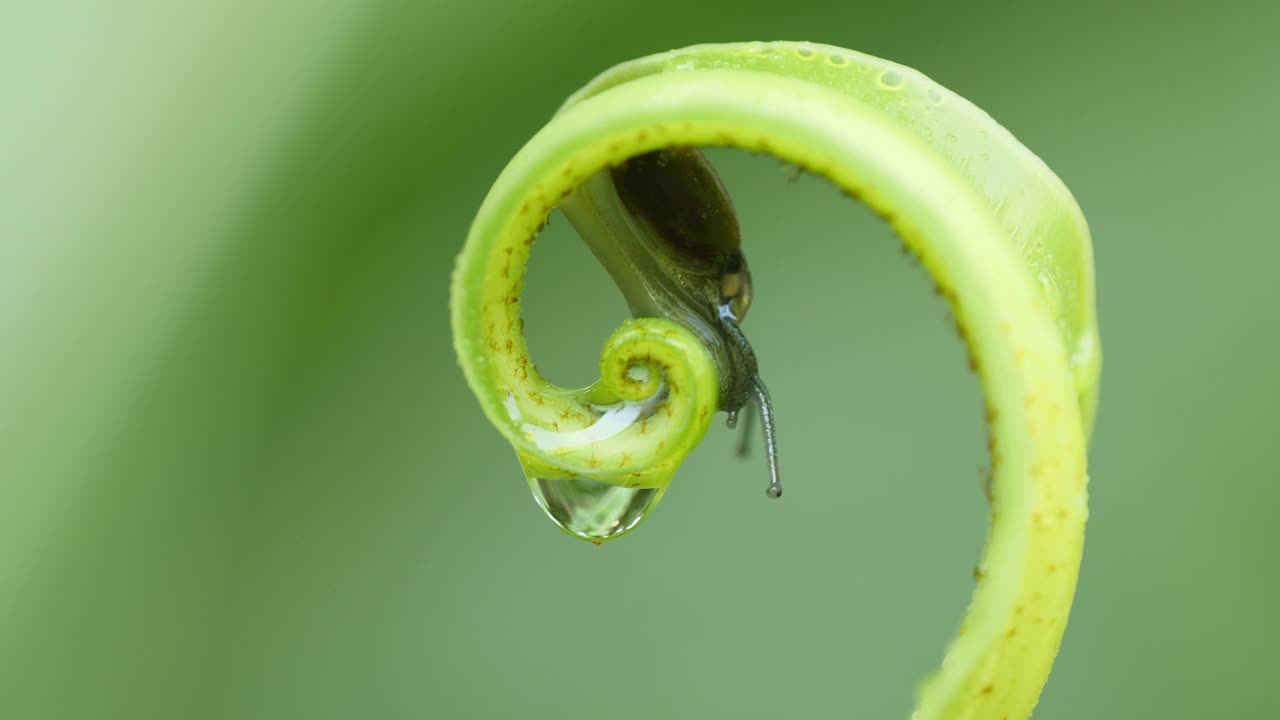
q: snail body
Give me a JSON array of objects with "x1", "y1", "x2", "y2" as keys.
[{"x1": 562, "y1": 146, "x2": 780, "y2": 495}]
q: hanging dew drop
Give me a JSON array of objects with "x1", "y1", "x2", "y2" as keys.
[
  {"x1": 528, "y1": 475, "x2": 665, "y2": 541},
  {"x1": 506, "y1": 380, "x2": 672, "y2": 542}
]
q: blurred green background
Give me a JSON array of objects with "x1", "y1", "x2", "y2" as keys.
[{"x1": 2, "y1": 1, "x2": 1276, "y2": 718}]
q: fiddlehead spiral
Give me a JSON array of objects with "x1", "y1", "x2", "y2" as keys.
[{"x1": 451, "y1": 41, "x2": 1099, "y2": 720}]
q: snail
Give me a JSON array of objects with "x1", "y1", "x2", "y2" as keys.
[
  {"x1": 450, "y1": 41, "x2": 1100, "y2": 720},
  {"x1": 561, "y1": 145, "x2": 781, "y2": 498}
]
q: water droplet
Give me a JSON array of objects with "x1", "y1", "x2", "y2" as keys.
[
  {"x1": 826, "y1": 54, "x2": 848, "y2": 67},
  {"x1": 796, "y1": 47, "x2": 815, "y2": 60},
  {"x1": 879, "y1": 70, "x2": 904, "y2": 89},
  {"x1": 530, "y1": 476, "x2": 664, "y2": 541},
  {"x1": 927, "y1": 88, "x2": 943, "y2": 105}
]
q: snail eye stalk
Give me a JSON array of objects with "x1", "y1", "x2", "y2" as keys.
[{"x1": 720, "y1": 307, "x2": 781, "y2": 499}]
